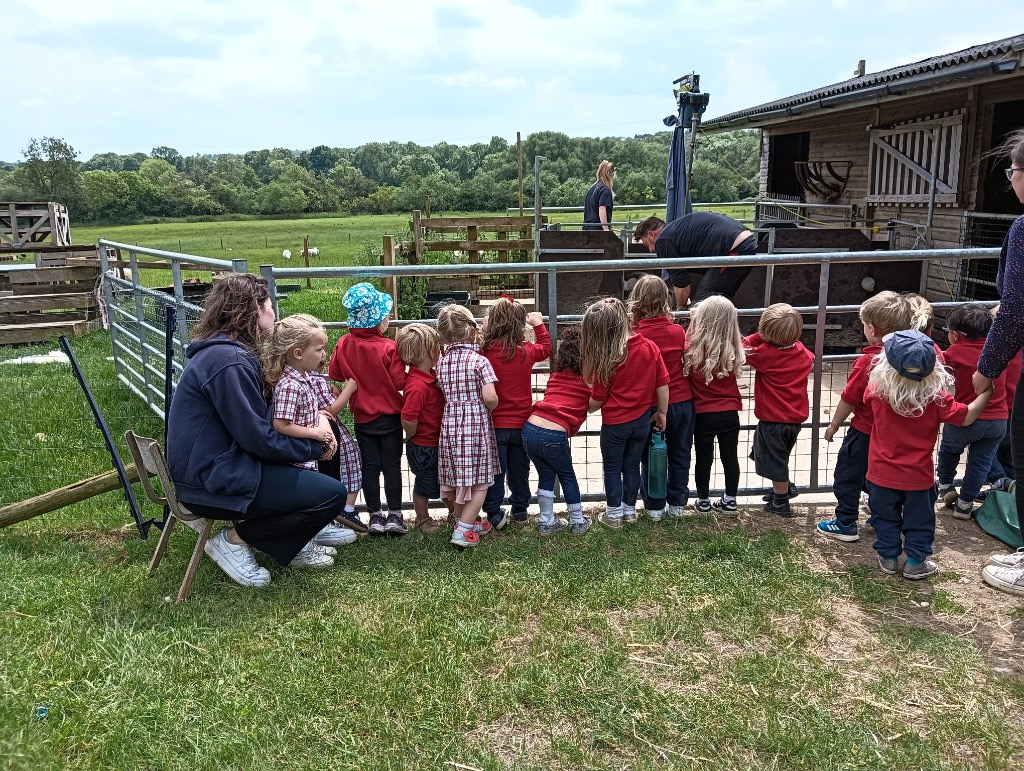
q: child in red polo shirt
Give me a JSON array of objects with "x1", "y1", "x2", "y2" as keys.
[
  {"x1": 328, "y1": 282, "x2": 407, "y2": 537},
  {"x1": 985, "y1": 303, "x2": 1020, "y2": 492},
  {"x1": 684, "y1": 296, "x2": 745, "y2": 515},
  {"x1": 866, "y1": 330, "x2": 991, "y2": 579},
  {"x1": 480, "y1": 297, "x2": 552, "y2": 529},
  {"x1": 743, "y1": 303, "x2": 814, "y2": 518},
  {"x1": 628, "y1": 274, "x2": 695, "y2": 521},
  {"x1": 582, "y1": 297, "x2": 669, "y2": 529},
  {"x1": 523, "y1": 325, "x2": 591, "y2": 535},
  {"x1": 818, "y1": 291, "x2": 912, "y2": 541},
  {"x1": 397, "y1": 323, "x2": 450, "y2": 535},
  {"x1": 935, "y1": 304, "x2": 1008, "y2": 519}
]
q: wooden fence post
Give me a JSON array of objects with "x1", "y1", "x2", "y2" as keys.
[
  {"x1": 302, "y1": 235, "x2": 311, "y2": 288},
  {"x1": 382, "y1": 235, "x2": 398, "y2": 317},
  {"x1": 412, "y1": 210, "x2": 423, "y2": 263}
]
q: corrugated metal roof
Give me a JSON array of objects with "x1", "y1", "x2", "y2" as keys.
[{"x1": 704, "y1": 34, "x2": 1024, "y2": 128}]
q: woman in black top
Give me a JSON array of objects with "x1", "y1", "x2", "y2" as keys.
[{"x1": 583, "y1": 160, "x2": 615, "y2": 231}]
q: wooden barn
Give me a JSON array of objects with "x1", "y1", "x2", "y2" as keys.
[{"x1": 703, "y1": 33, "x2": 1024, "y2": 305}]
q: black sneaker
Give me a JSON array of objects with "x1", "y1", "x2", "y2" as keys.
[
  {"x1": 384, "y1": 512, "x2": 408, "y2": 535},
  {"x1": 711, "y1": 497, "x2": 738, "y2": 517},
  {"x1": 762, "y1": 484, "x2": 799, "y2": 502},
  {"x1": 368, "y1": 513, "x2": 386, "y2": 536},
  {"x1": 338, "y1": 508, "x2": 368, "y2": 534},
  {"x1": 764, "y1": 495, "x2": 791, "y2": 518}
]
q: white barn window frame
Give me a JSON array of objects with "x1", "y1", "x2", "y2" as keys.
[{"x1": 867, "y1": 110, "x2": 964, "y2": 206}]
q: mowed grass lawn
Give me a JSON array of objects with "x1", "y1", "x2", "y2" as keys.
[{"x1": 2, "y1": 334, "x2": 1024, "y2": 769}]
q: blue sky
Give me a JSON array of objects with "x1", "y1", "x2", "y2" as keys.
[{"x1": 3, "y1": 0, "x2": 1021, "y2": 161}]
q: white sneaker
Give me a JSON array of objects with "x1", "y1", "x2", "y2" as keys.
[
  {"x1": 313, "y1": 521, "x2": 357, "y2": 547},
  {"x1": 667, "y1": 505, "x2": 686, "y2": 519},
  {"x1": 647, "y1": 507, "x2": 665, "y2": 522},
  {"x1": 203, "y1": 529, "x2": 271, "y2": 587},
  {"x1": 987, "y1": 547, "x2": 1024, "y2": 568},
  {"x1": 982, "y1": 564, "x2": 1024, "y2": 596},
  {"x1": 289, "y1": 541, "x2": 335, "y2": 569}
]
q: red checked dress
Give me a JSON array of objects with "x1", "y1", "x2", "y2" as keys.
[
  {"x1": 273, "y1": 366, "x2": 362, "y2": 491},
  {"x1": 436, "y1": 343, "x2": 501, "y2": 487}
]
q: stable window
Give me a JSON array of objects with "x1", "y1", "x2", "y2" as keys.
[{"x1": 867, "y1": 111, "x2": 963, "y2": 206}]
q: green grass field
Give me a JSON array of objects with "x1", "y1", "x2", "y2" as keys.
[{"x1": 2, "y1": 330, "x2": 1023, "y2": 768}]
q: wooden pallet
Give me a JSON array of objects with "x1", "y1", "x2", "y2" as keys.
[{"x1": 0, "y1": 319, "x2": 102, "y2": 345}]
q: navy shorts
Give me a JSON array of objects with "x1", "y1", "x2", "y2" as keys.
[
  {"x1": 406, "y1": 442, "x2": 441, "y2": 499},
  {"x1": 752, "y1": 421, "x2": 801, "y2": 483}
]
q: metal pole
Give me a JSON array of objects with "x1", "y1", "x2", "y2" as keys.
[
  {"x1": 170, "y1": 259, "x2": 189, "y2": 359},
  {"x1": 260, "y1": 264, "x2": 279, "y2": 319},
  {"x1": 98, "y1": 242, "x2": 123, "y2": 384},
  {"x1": 129, "y1": 249, "x2": 154, "y2": 412},
  {"x1": 534, "y1": 155, "x2": 546, "y2": 248},
  {"x1": 923, "y1": 127, "x2": 941, "y2": 292},
  {"x1": 809, "y1": 259, "x2": 831, "y2": 489},
  {"x1": 546, "y1": 268, "x2": 558, "y2": 354}
]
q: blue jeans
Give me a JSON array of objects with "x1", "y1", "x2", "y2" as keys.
[
  {"x1": 936, "y1": 418, "x2": 1007, "y2": 501},
  {"x1": 833, "y1": 427, "x2": 870, "y2": 528},
  {"x1": 601, "y1": 409, "x2": 653, "y2": 509},
  {"x1": 866, "y1": 481, "x2": 937, "y2": 562},
  {"x1": 522, "y1": 423, "x2": 581, "y2": 504},
  {"x1": 484, "y1": 426, "x2": 532, "y2": 520},
  {"x1": 641, "y1": 400, "x2": 695, "y2": 510}
]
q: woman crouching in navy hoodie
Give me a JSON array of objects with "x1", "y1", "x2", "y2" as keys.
[{"x1": 166, "y1": 274, "x2": 354, "y2": 588}]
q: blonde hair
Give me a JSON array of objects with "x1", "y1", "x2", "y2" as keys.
[
  {"x1": 859, "y1": 291, "x2": 911, "y2": 336},
  {"x1": 902, "y1": 293, "x2": 934, "y2": 333},
  {"x1": 581, "y1": 297, "x2": 630, "y2": 386},
  {"x1": 867, "y1": 352, "x2": 952, "y2": 418},
  {"x1": 396, "y1": 323, "x2": 440, "y2": 366},
  {"x1": 684, "y1": 295, "x2": 745, "y2": 384},
  {"x1": 481, "y1": 297, "x2": 527, "y2": 362},
  {"x1": 436, "y1": 303, "x2": 478, "y2": 346},
  {"x1": 596, "y1": 160, "x2": 616, "y2": 189},
  {"x1": 264, "y1": 313, "x2": 326, "y2": 389},
  {"x1": 627, "y1": 274, "x2": 672, "y2": 327},
  {"x1": 758, "y1": 303, "x2": 802, "y2": 346}
]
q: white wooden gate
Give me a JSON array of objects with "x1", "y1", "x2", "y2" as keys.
[{"x1": 867, "y1": 110, "x2": 964, "y2": 206}]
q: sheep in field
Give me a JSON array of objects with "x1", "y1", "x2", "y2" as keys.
[
  {"x1": 308, "y1": 247, "x2": 320, "y2": 258},
  {"x1": 282, "y1": 249, "x2": 292, "y2": 260}
]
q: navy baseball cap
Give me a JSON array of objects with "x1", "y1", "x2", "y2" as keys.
[{"x1": 883, "y1": 329, "x2": 936, "y2": 381}]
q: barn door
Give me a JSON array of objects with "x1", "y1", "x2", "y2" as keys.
[{"x1": 867, "y1": 110, "x2": 963, "y2": 206}]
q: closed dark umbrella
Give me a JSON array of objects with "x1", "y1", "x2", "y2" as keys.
[{"x1": 665, "y1": 122, "x2": 692, "y2": 223}]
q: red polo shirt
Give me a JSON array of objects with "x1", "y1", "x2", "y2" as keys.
[
  {"x1": 840, "y1": 344, "x2": 881, "y2": 435},
  {"x1": 743, "y1": 333, "x2": 814, "y2": 423},
  {"x1": 944, "y1": 339, "x2": 1008, "y2": 421},
  {"x1": 590, "y1": 335, "x2": 670, "y2": 425},
  {"x1": 531, "y1": 370, "x2": 591, "y2": 436},
  {"x1": 327, "y1": 328, "x2": 406, "y2": 423},
  {"x1": 401, "y1": 366, "x2": 443, "y2": 447},
  {"x1": 483, "y1": 323, "x2": 552, "y2": 429},
  {"x1": 866, "y1": 389, "x2": 969, "y2": 490},
  {"x1": 635, "y1": 316, "x2": 692, "y2": 404}
]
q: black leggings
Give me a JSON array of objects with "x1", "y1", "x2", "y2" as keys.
[
  {"x1": 354, "y1": 414, "x2": 403, "y2": 512},
  {"x1": 182, "y1": 464, "x2": 345, "y2": 565},
  {"x1": 694, "y1": 410, "x2": 740, "y2": 498},
  {"x1": 1014, "y1": 371, "x2": 1024, "y2": 517}
]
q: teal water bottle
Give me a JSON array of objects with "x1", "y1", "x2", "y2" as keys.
[{"x1": 648, "y1": 431, "x2": 668, "y2": 500}]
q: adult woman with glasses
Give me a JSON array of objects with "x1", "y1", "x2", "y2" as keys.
[{"x1": 975, "y1": 129, "x2": 1024, "y2": 597}]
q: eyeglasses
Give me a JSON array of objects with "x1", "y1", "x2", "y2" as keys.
[{"x1": 1005, "y1": 167, "x2": 1023, "y2": 181}]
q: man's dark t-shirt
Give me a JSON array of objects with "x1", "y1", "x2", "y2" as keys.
[
  {"x1": 583, "y1": 182, "x2": 613, "y2": 231},
  {"x1": 654, "y1": 211, "x2": 746, "y2": 259}
]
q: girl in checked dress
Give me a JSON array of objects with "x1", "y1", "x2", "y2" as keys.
[{"x1": 435, "y1": 304, "x2": 500, "y2": 548}]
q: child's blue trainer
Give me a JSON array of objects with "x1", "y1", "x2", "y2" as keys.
[{"x1": 816, "y1": 518, "x2": 859, "y2": 542}]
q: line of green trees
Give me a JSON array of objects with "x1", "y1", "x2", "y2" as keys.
[{"x1": 0, "y1": 131, "x2": 760, "y2": 223}]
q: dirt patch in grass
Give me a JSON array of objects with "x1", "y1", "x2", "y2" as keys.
[
  {"x1": 62, "y1": 526, "x2": 133, "y2": 564},
  {"x1": 743, "y1": 497, "x2": 1024, "y2": 674}
]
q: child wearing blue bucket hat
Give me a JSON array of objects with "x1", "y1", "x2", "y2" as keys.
[
  {"x1": 863, "y1": 329, "x2": 991, "y2": 580},
  {"x1": 328, "y1": 282, "x2": 408, "y2": 536}
]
